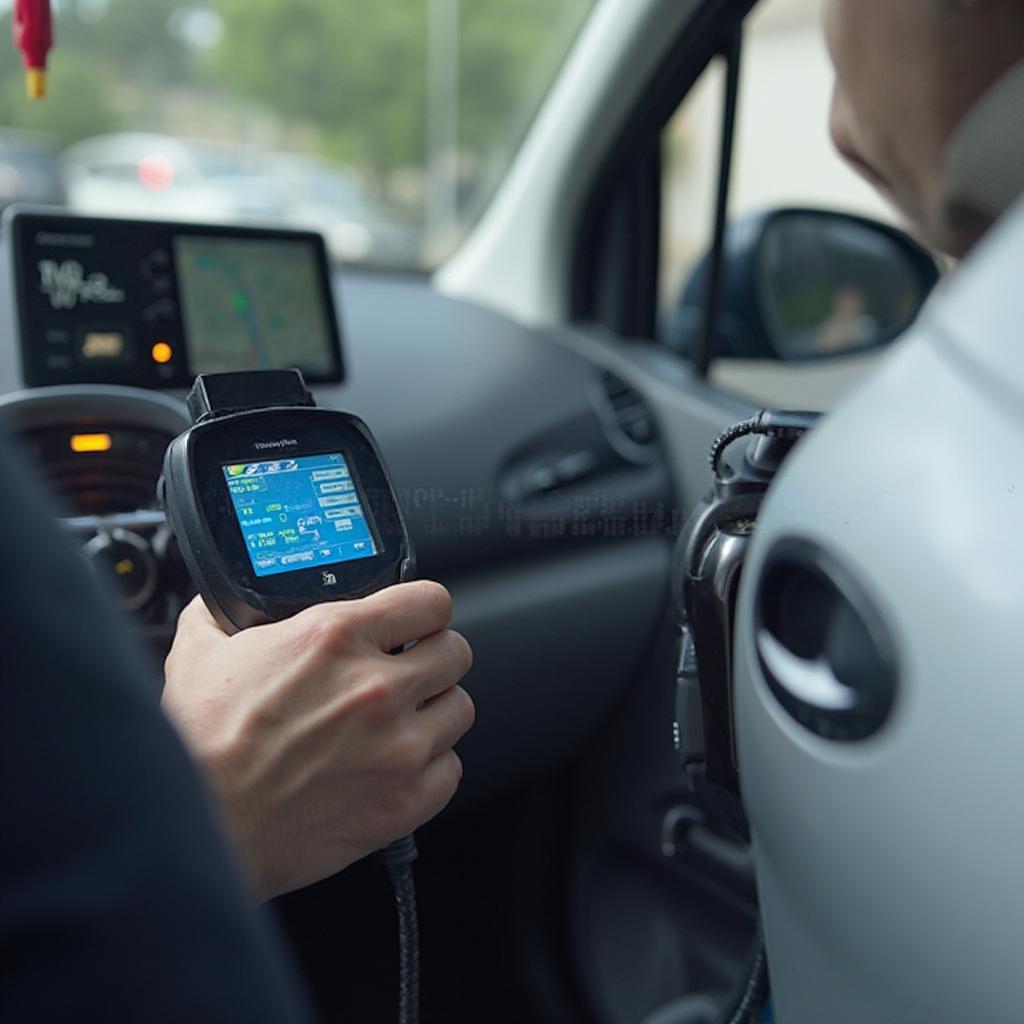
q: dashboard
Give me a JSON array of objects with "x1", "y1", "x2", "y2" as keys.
[{"x1": 0, "y1": 210, "x2": 678, "y2": 807}]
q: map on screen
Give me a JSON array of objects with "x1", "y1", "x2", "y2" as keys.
[{"x1": 175, "y1": 235, "x2": 336, "y2": 376}]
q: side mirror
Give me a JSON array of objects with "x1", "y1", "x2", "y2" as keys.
[{"x1": 663, "y1": 208, "x2": 942, "y2": 361}]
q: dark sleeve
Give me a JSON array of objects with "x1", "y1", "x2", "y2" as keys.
[{"x1": 0, "y1": 442, "x2": 314, "y2": 1023}]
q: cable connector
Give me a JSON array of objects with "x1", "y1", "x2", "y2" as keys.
[{"x1": 709, "y1": 409, "x2": 820, "y2": 476}]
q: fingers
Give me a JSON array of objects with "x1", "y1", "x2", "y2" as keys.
[
  {"x1": 353, "y1": 580, "x2": 455, "y2": 653},
  {"x1": 176, "y1": 594, "x2": 224, "y2": 637},
  {"x1": 395, "y1": 627, "x2": 474, "y2": 703},
  {"x1": 417, "y1": 684, "x2": 476, "y2": 761},
  {"x1": 416, "y1": 750, "x2": 464, "y2": 824},
  {"x1": 165, "y1": 596, "x2": 228, "y2": 674},
  {"x1": 180, "y1": 581, "x2": 454, "y2": 660}
]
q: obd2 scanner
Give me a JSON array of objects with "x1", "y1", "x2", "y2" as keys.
[{"x1": 159, "y1": 369, "x2": 421, "y2": 1024}]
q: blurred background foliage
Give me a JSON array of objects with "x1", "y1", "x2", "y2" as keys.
[{"x1": 0, "y1": 0, "x2": 591, "y2": 178}]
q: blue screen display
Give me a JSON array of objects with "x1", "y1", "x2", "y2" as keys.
[{"x1": 223, "y1": 451, "x2": 378, "y2": 578}]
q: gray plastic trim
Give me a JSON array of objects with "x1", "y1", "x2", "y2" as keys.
[{"x1": 0, "y1": 384, "x2": 189, "y2": 434}]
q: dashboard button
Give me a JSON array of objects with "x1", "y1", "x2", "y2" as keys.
[
  {"x1": 140, "y1": 249, "x2": 171, "y2": 280},
  {"x1": 84, "y1": 529, "x2": 158, "y2": 612},
  {"x1": 142, "y1": 298, "x2": 177, "y2": 323}
]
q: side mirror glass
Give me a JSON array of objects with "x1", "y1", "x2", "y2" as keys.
[
  {"x1": 760, "y1": 213, "x2": 932, "y2": 358},
  {"x1": 664, "y1": 208, "x2": 942, "y2": 362}
]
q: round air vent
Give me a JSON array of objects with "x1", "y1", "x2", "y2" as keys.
[
  {"x1": 754, "y1": 538, "x2": 899, "y2": 742},
  {"x1": 590, "y1": 369, "x2": 660, "y2": 465}
]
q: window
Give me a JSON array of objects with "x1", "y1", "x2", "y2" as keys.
[
  {"x1": 0, "y1": 0, "x2": 594, "y2": 269},
  {"x1": 659, "y1": 0, "x2": 904, "y2": 408}
]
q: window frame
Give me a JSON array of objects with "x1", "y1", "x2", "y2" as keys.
[{"x1": 569, "y1": 0, "x2": 757, "y2": 368}]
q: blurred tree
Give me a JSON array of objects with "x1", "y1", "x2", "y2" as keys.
[
  {"x1": 457, "y1": 0, "x2": 591, "y2": 213},
  {"x1": 209, "y1": 0, "x2": 427, "y2": 174},
  {"x1": 0, "y1": 0, "x2": 193, "y2": 144},
  {"x1": 0, "y1": 0, "x2": 594, "y2": 184},
  {"x1": 460, "y1": 0, "x2": 591, "y2": 156},
  {"x1": 208, "y1": 0, "x2": 592, "y2": 178},
  {"x1": 64, "y1": 0, "x2": 196, "y2": 87}
]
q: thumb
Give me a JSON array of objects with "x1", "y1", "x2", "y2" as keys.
[{"x1": 172, "y1": 594, "x2": 230, "y2": 655}]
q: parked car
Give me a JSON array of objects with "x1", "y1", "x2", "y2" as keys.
[
  {"x1": 265, "y1": 152, "x2": 422, "y2": 266},
  {"x1": 60, "y1": 132, "x2": 286, "y2": 224}
]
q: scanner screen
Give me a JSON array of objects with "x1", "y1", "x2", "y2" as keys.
[{"x1": 223, "y1": 451, "x2": 377, "y2": 578}]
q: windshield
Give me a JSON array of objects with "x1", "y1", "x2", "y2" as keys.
[{"x1": 0, "y1": 0, "x2": 595, "y2": 269}]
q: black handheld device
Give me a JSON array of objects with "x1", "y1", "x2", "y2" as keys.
[
  {"x1": 159, "y1": 368, "x2": 421, "y2": 1024},
  {"x1": 159, "y1": 369, "x2": 413, "y2": 633}
]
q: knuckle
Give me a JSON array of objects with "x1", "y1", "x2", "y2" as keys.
[
  {"x1": 387, "y1": 752, "x2": 462, "y2": 831},
  {"x1": 247, "y1": 696, "x2": 286, "y2": 735},
  {"x1": 386, "y1": 730, "x2": 428, "y2": 774},
  {"x1": 433, "y1": 752, "x2": 463, "y2": 805},
  {"x1": 453, "y1": 686, "x2": 476, "y2": 733},
  {"x1": 380, "y1": 777, "x2": 425, "y2": 825},
  {"x1": 292, "y1": 603, "x2": 361, "y2": 655},
  {"x1": 416, "y1": 580, "x2": 453, "y2": 624},
  {"x1": 175, "y1": 595, "x2": 203, "y2": 630},
  {"x1": 445, "y1": 630, "x2": 473, "y2": 678},
  {"x1": 351, "y1": 669, "x2": 403, "y2": 720}
]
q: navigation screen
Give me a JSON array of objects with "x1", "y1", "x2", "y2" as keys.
[
  {"x1": 10, "y1": 211, "x2": 343, "y2": 389},
  {"x1": 223, "y1": 451, "x2": 378, "y2": 578},
  {"x1": 176, "y1": 235, "x2": 335, "y2": 376}
]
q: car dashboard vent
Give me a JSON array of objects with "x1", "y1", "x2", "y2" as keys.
[
  {"x1": 20, "y1": 425, "x2": 170, "y2": 517},
  {"x1": 590, "y1": 370, "x2": 660, "y2": 465}
]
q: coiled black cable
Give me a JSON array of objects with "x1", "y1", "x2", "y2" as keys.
[
  {"x1": 724, "y1": 934, "x2": 768, "y2": 1024},
  {"x1": 709, "y1": 410, "x2": 821, "y2": 477},
  {"x1": 376, "y1": 834, "x2": 420, "y2": 1024},
  {"x1": 708, "y1": 415, "x2": 762, "y2": 474}
]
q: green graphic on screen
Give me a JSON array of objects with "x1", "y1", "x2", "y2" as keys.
[{"x1": 175, "y1": 235, "x2": 334, "y2": 376}]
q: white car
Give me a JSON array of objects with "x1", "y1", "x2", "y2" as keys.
[{"x1": 60, "y1": 132, "x2": 286, "y2": 225}]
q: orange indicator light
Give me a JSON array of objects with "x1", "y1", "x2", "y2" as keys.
[
  {"x1": 70, "y1": 433, "x2": 113, "y2": 453},
  {"x1": 151, "y1": 342, "x2": 174, "y2": 364}
]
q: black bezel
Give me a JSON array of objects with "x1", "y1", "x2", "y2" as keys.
[
  {"x1": 188, "y1": 408, "x2": 407, "y2": 604},
  {"x1": 6, "y1": 207, "x2": 345, "y2": 389}
]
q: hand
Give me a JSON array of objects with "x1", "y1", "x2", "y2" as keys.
[{"x1": 161, "y1": 581, "x2": 474, "y2": 900}]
